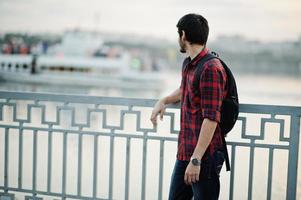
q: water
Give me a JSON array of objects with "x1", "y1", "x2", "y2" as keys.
[
  {"x1": 0, "y1": 71, "x2": 300, "y2": 200},
  {"x1": 0, "y1": 71, "x2": 300, "y2": 106}
]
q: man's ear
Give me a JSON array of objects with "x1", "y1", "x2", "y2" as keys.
[{"x1": 181, "y1": 30, "x2": 186, "y2": 41}]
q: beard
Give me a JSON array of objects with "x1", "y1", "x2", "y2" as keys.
[
  {"x1": 180, "y1": 47, "x2": 186, "y2": 53},
  {"x1": 179, "y1": 39, "x2": 186, "y2": 53}
]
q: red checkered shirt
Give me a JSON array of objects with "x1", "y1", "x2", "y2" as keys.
[{"x1": 177, "y1": 48, "x2": 227, "y2": 161}]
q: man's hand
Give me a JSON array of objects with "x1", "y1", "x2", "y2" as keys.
[
  {"x1": 150, "y1": 88, "x2": 180, "y2": 127},
  {"x1": 184, "y1": 162, "x2": 200, "y2": 185},
  {"x1": 150, "y1": 99, "x2": 166, "y2": 127}
]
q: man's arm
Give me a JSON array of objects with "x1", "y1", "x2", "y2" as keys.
[
  {"x1": 192, "y1": 63, "x2": 226, "y2": 160},
  {"x1": 162, "y1": 88, "x2": 181, "y2": 104},
  {"x1": 191, "y1": 118, "x2": 217, "y2": 160},
  {"x1": 184, "y1": 118, "x2": 217, "y2": 185},
  {"x1": 150, "y1": 88, "x2": 181, "y2": 127}
]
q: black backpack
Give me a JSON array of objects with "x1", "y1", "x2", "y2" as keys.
[{"x1": 193, "y1": 52, "x2": 239, "y2": 171}]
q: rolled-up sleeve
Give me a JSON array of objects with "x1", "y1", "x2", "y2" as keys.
[{"x1": 199, "y1": 61, "x2": 226, "y2": 123}]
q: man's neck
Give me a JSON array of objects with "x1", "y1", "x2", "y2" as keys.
[{"x1": 187, "y1": 44, "x2": 205, "y2": 60}]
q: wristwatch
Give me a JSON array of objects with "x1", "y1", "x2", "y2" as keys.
[{"x1": 190, "y1": 157, "x2": 202, "y2": 166}]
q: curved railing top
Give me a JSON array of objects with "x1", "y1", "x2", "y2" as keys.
[{"x1": 0, "y1": 90, "x2": 300, "y2": 115}]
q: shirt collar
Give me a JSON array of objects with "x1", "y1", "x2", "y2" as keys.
[{"x1": 188, "y1": 47, "x2": 209, "y2": 66}]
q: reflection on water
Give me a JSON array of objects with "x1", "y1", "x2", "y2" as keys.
[
  {"x1": 1, "y1": 72, "x2": 300, "y2": 105},
  {"x1": 0, "y1": 72, "x2": 300, "y2": 200}
]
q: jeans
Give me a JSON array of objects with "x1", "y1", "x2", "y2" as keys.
[{"x1": 168, "y1": 151, "x2": 225, "y2": 200}]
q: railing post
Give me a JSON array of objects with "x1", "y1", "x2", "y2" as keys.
[
  {"x1": 286, "y1": 114, "x2": 300, "y2": 200},
  {"x1": 4, "y1": 128, "x2": 9, "y2": 194}
]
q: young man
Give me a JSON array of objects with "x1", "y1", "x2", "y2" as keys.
[{"x1": 150, "y1": 14, "x2": 227, "y2": 199}]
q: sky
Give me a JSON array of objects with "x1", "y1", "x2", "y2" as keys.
[{"x1": 0, "y1": 0, "x2": 300, "y2": 42}]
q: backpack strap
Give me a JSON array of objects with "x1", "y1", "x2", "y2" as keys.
[
  {"x1": 193, "y1": 52, "x2": 231, "y2": 172},
  {"x1": 222, "y1": 136, "x2": 231, "y2": 171},
  {"x1": 193, "y1": 53, "x2": 216, "y2": 96},
  {"x1": 194, "y1": 53, "x2": 238, "y2": 100}
]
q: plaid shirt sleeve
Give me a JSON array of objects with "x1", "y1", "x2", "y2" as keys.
[{"x1": 199, "y1": 59, "x2": 227, "y2": 123}]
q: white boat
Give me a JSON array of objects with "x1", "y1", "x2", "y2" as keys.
[
  {"x1": 0, "y1": 54, "x2": 164, "y2": 91},
  {"x1": 0, "y1": 31, "x2": 165, "y2": 91}
]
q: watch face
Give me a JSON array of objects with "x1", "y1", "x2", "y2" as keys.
[{"x1": 192, "y1": 158, "x2": 201, "y2": 166}]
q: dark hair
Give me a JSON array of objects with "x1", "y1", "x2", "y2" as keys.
[{"x1": 176, "y1": 13, "x2": 209, "y2": 45}]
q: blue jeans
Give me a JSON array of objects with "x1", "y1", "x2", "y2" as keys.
[{"x1": 168, "y1": 151, "x2": 224, "y2": 200}]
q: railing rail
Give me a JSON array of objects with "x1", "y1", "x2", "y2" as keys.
[{"x1": 0, "y1": 91, "x2": 300, "y2": 200}]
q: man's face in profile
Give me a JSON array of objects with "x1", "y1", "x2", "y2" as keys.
[{"x1": 178, "y1": 30, "x2": 186, "y2": 53}]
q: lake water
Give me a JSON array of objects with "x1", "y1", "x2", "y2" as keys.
[{"x1": 0, "y1": 71, "x2": 300, "y2": 200}]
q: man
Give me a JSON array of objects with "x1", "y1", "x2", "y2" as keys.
[{"x1": 150, "y1": 13, "x2": 227, "y2": 199}]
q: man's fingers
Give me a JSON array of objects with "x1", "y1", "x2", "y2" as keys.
[
  {"x1": 151, "y1": 109, "x2": 164, "y2": 126},
  {"x1": 190, "y1": 175, "x2": 194, "y2": 184},
  {"x1": 160, "y1": 109, "x2": 165, "y2": 120},
  {"x1": 184, "y1": 173, "x2": 188, "y2": 185},
  {"x1": 185, "y1": 173, "x2": 192, "y2": 185},
  {"x1": 150, "y1": 112, "x2": 158, "y2": 126},
  {"x1": 151, "y1": 118, "x2": 157, "y2": 127},
  {"x1": 188, "y1": 175, "x2": 192, "y2": 185},
  {"x1": 150, "y1": 114, "x2": 156, "y2": 122},
  {"x1": 192, "y1": 174, "x2": 197, "y2": 183},
  {"x1": 185, "y1": 173, "x2": 199, "y2": 185},
  {"x1": 195, "y1": 173, "x2": 199, "y2": 182}
]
